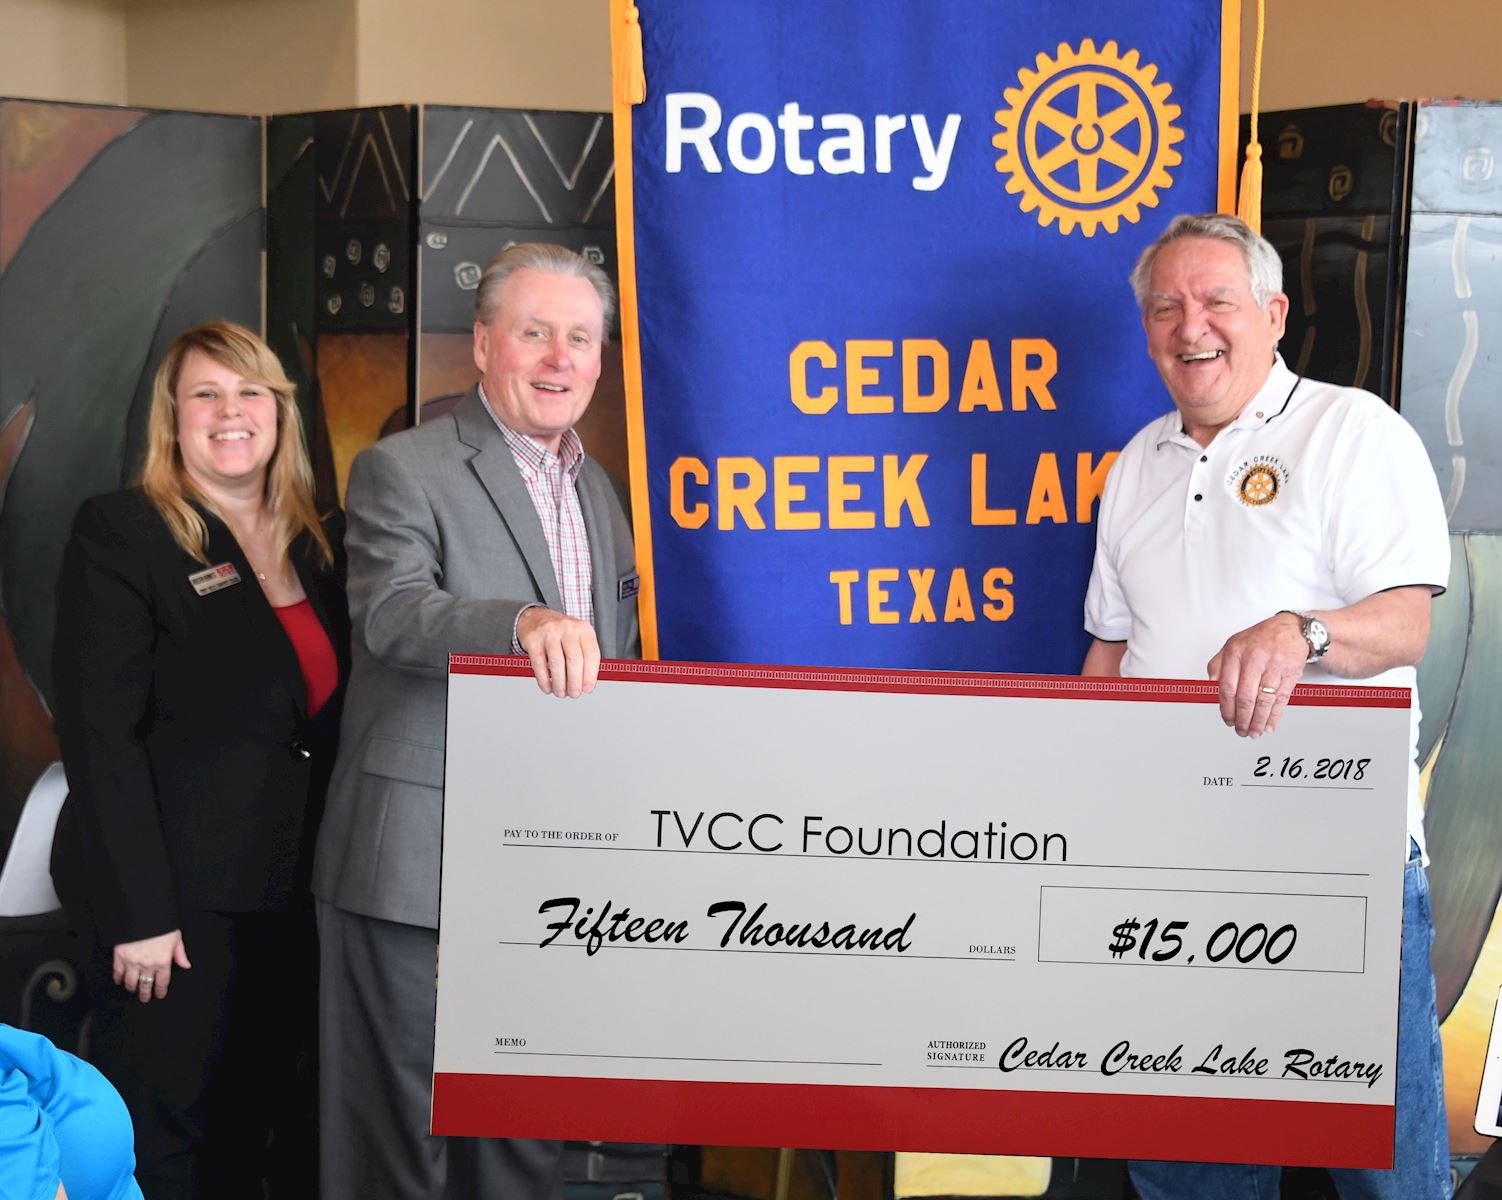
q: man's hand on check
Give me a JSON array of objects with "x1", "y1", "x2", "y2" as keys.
[
  {"x1": 516, "y1": 606, "x2": 602, "y2": 699},
  {"x1": 1207, "y1": 612, "x2": 1309, "y2": 738}
]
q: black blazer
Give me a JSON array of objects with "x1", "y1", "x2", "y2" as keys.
[{"x1": 50, "y1": 489, "x2": 350, "y2": 946}]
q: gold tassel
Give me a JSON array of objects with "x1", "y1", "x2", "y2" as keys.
[
  {"x1": 615, "y1": 3, "x2": 646, "y2": 106},
  {"x1": 1237, "y1": 141, "x2": 1263, "y2": 233},
  {"x1": 1236, "y1": 0, "x2": 1265, "y2": 232}
]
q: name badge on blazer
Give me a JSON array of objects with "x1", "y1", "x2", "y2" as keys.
[
  {"x1": 188, "y1": 562, "x2": 242, "y2": 596},
  {"x1": 618, "y1": 572, "x2": 640, "y2": 602}
]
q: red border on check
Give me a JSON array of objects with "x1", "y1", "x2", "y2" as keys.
[
  {"x1": 431, "y1": 1073, "x2": 1394, "y2": 1169},
  {"x1": 449, "y1": 655, "x2": 1411, "y2": 709}
]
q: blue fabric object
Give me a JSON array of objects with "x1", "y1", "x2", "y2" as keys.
[
  {"x1": 1129, "y1": 842, "x2": 1453, "y2": 1199},
  {"x1": 628, "y1": 1, "x2": 1230, "y2": 671},
  {"x1": 0, "y1": 1024, "x2": 144, "y2": 1200}
]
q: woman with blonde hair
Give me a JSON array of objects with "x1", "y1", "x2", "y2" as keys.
[{"x1": 50, "y1": 321, "x2": 348, "y2": 1198}]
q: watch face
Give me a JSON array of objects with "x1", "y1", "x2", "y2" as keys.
[{"x1": 1306, "y1": 616, "x2": 1331, "y2": 656}]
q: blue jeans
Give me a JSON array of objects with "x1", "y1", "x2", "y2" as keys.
[{"x1": 1129, "y1": 844, "x2": 1452, "y2": 1200}]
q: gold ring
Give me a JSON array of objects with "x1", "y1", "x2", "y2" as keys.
[{"x1": 1259, "y1": 686, "x2": 1277, "y2": 695}]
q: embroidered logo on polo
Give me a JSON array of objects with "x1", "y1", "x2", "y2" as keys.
[{"x1": 1225, "y1": 455, "x2": 1289, "y2": 507}]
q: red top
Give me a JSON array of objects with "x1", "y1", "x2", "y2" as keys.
[{"x1": 273, "y1": 599, "x2": 338, "y2": 716}]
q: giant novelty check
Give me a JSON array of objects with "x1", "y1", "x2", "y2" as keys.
[{"x1": 432, "y1": 658, "x2": 1412, "y2": 1168}]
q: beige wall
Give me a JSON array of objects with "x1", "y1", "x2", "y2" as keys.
[
  {"x1": 2, "y1": 2, "x2": 1500, "y2": 123},
  {"x1": 123, "y1": 0, "x2": 357, "y2": 114},
  {"x1": 0, "y1": 0, "x2": 126, "y2": 106},
  {"x1": 1240, "y1": 0, "x2": 1502, "y2": 112},
  {"x1": 355, "y1": 0, "x2": 611, "y2": 111}
]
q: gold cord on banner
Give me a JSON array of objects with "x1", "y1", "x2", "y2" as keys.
[
  {"x1": 615, "y1": 3, "x2": 646, "y2": 105},
  {"x1": 1236, "y1": 0, "x2": 1265, "y2": 232}
]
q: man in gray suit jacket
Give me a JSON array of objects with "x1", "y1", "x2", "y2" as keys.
[{"x1": 313, "y1": 243, "x2": 639, "y2": 1198}]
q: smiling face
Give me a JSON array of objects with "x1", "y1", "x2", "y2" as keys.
[
  {"x1": 1142, "y1": 236, "x2": 1289, "y2": 445},
  {"x1": 173, "y1": 348, "x2": 280, "y2": 496},
  {"x1": 472, "y1": 267, "x2": 605, "y2": 453}
]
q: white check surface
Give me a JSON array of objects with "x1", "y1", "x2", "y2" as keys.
[{"x1": 435, "y1": 663, "x2": 1407, "y2": 1116}]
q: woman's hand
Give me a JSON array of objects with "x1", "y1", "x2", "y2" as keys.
[{"x1": 113, "y1": 930, "x2": 191, "y2": 1003}]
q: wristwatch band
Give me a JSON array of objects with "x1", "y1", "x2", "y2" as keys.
[{"x1": 1281, "y1": 609, "x2": 1331, "y2": 662}]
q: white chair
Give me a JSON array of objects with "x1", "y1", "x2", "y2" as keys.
[{"x1": 0, "y1": 761, "x2": 67, "y2": 916}]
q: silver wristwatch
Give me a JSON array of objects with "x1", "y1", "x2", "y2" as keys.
[{"x1": 1282, "y1": 610, "x2": 1331, "y2": 662}]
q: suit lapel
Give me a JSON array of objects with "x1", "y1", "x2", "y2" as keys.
[
  {"x1": 291, "y1": 542, "x2": 333, "y2": 642},
  {"x1": 575, "y1": 467, "x2": 617, "y2": 655},
  {"x1": 199, "y1": 508, "x2": 306, "y2": 719},
  {"x1": 290, "y1": 531, "x2": 351, "y2": 712},
  {"x1": 454, "y1": 389, "x2": 564, "y2": 613},
  {"x1": 291, "y1": 532, "x2": 346, "y2": 666}
]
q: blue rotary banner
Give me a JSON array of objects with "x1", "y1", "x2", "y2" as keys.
[{"x1": 613, "y1": 0, "x2": 1238, "y2": 671}]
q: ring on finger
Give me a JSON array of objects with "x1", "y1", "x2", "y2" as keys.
[{"x1": 1259, "y1": 685, "x2": 1278, "y2": 696}]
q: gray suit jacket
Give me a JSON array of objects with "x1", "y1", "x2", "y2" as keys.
[{"x1": 312, "y1": 388, "x2": 639, "y2": 928}]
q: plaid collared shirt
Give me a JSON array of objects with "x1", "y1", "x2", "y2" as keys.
[{"x1": 478, "y1": 386, "x2": 595, "y2": 634}]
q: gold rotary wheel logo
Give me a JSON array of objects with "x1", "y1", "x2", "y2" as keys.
[
  {"x1": 992, "y1": 39, "x2": 1184, "y2": 237},
  {"x1": 1238, "y1": 464, "x2": 1280, "y2": 506}
]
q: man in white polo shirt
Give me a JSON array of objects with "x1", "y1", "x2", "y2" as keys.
[{"x1": 1083, "y1": 213, "x2": 1452, "y2": 1199}]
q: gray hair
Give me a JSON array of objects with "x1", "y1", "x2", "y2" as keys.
[
  {"x1": 473, "y1": 242, "x2": 617, "y2": 334},
  {"x1": 1129, "y1": 213, "x2": 1284, "y2": 310}
]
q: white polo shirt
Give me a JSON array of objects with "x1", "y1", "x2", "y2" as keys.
[{"x1": 1085, "y1": 355, "x2": 1451, "y2": 855}]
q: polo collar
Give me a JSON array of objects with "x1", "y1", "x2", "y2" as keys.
[{"x1": 1155, "y1": 354, "x2": 1302, "y2": 450}]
